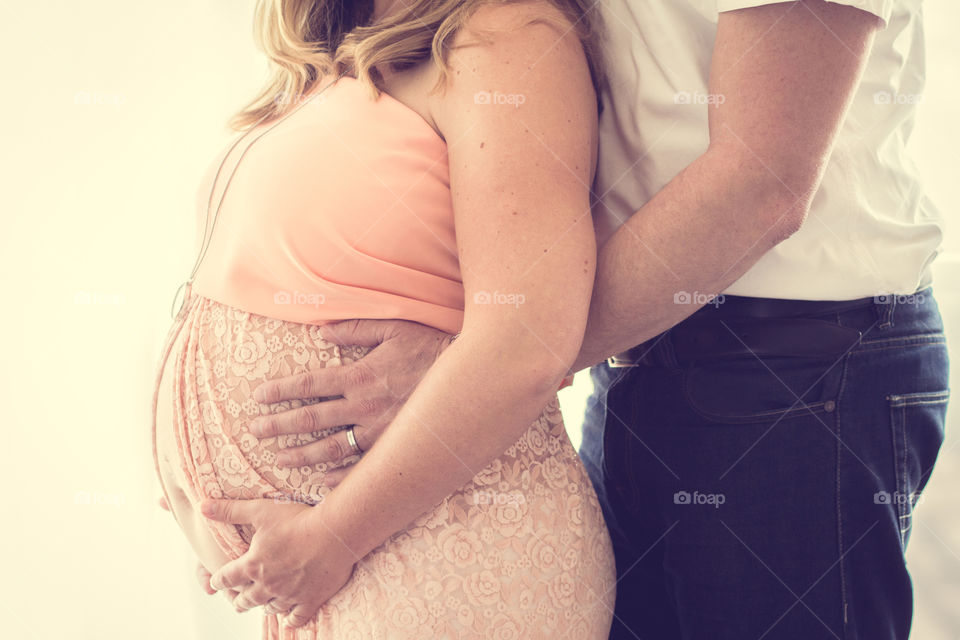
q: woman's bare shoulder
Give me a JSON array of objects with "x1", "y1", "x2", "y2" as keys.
[{"x1": 429, "y1": 1, "x2": 594, "y2": 124}]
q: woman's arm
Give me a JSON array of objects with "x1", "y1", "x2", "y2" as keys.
[
  {"x1": 204, "y1": 2, "x2": 599, "y2": 626},
  {"x1": 314, "y1": 2, "x2": 598, "y2": 559}
]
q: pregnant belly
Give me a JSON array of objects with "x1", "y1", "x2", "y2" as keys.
[{"x1": 152, "y1": 294, "x2": 370, "y2": 567}]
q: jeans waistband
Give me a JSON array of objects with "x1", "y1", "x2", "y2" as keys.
[
  {"x1": 609, "y1": 287, "x2": 940, "y2": 369},
  {"x1": 685, "y1": 293, "x2": 877, "y2": 320}
]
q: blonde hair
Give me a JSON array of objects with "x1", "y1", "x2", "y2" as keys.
[{"x1": 229, "y1": 0, "x2": 606, "y2": 130}]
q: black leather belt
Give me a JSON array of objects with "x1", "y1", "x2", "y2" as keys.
[{"x1": 608, "y1": 295, "x2": 874, "y2": 368}]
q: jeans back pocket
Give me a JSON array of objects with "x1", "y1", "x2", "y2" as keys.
[{"x1": 886, "y1": 389, "x2": 950, "y2": 549}]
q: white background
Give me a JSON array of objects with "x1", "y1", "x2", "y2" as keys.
[{"x1": 0, "y1": 1, "x2": 956, "y2": 638}]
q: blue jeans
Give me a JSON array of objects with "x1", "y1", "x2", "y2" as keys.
[{"x1": 579, "y1": 287, "x2": 950, "y2": 639}]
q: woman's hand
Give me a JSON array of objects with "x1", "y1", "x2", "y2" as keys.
[
  {"x1": 157, "y1": 496, "x2": 243, "y2": 602},
  {"x1": 276, "y1": 1, "x2": 602, "y2": 568},
  {"x1": 200, "y1": 497, "x2": 357, "y2": 628}
]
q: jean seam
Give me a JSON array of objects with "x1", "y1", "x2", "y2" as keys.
[
  {"x1": 900, "y1": 402, "x2": 908, "y2": 548},
  {"x1": 890, "y1": 401, "x2": 908, "y2": 550},
  {"x1": 850, "y1": 342, "x2": 946, "y2": 357},
  {"x1": 892, "y1": 398, "x2": 950, "y2": 408},
  {"x1": 856, "y1": 334, "x2": 945, "y2": 350},
  {"x1": 835, "y1": 352, "x2": 852, "y2": 638},
  {"x1": 860, "y1": 331, "x2": 944, "y2": 342}
]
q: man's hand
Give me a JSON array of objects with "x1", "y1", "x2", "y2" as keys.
[
  {"x1": 249, "y1": 319, "x2": 453, "y2": 481},
  {"x1": 574, "y1": 0, "x2": 883, "y2": 369}
]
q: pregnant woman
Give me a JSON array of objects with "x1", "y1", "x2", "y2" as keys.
[{"x1": 151, "y1": 0, "x2": 615, "y2": 638}]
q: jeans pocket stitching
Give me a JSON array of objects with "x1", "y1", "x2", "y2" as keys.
[
  {"x1": 682, "y1": 370, "x2": 829, "y2": 424},
  {"x1": 887, "y1": 389, "x2": 950, "y2": 407},
  {"x1": 886, "y1": 388, "x2": 950, "y2": 549},
  {"x1": 857, "y1": 333, "x2": 946, "y2": 351}
]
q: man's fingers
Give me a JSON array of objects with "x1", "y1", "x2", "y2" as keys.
[
  {"x1": 251, "y1": 398, "x2": 354, "y2": 438},
  {"x1": 318, "y1": 319, "x2": 394, "y2": 348},
  {"x1": 253, "y1": 366, "x2": 349, "y2": 404},
  {"x1": 277, "y1": 429, "x2": 367, "y2": 467},
  {"x1": 320, "y1": 465, "x2": 353, "y2": 489}
]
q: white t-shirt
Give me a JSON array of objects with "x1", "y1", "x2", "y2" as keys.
[{"x1": 594, "y1": 0, "x2": 943, "y2": 299}]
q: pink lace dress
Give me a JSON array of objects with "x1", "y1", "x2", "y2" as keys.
[{"x1": 152, "y1": 290, "x2": 617, "y2": 639}]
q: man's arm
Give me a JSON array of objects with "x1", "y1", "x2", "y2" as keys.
[
  {"x1": 247, "y1": 0, "x2": 883, "y2": 468},
  {"x1": 572, "y1": 0, "x2": 883, "y2": 370}
]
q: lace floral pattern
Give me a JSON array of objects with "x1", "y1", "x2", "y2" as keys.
[{"x1": 153, "y1": 293, "x2": 616, "y2": 639}]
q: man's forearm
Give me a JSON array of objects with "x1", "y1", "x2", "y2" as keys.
[
  {"x1": 573, "y1": 0, "x2": 881, "y2": 372},
  {"x1": 573, "y1": 147, "x2": 807, "y2": 371}
]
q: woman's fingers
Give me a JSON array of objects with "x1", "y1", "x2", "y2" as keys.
[
  {"x1": 157, "y1": 495, "x2": 170, "y2": 511},
  {"x1": 277, "y1": 429, "x2": 366, "y2": 467},
  {"x1": 196, "y1": 563, "x2": 217, "y2": 595},
  {"x1": 284, "y1": 603, "x2": 319, "y2": 629},
  {"x1": 197, "y1": 563, "x2": 246, "y2": 602},
  {"x1": 232, "y1": 584, "x2": 275, "y2": 613},
  {"x1": 264, "y1": 599, "x2": 295, "y2": 616},
  {"x1": 197, "y1": 563, "x2": 243, "y2": 601}
]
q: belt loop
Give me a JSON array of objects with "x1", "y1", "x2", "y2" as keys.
[{"x1": 875, "y1": 294, "x2": 897, "y2": 329}]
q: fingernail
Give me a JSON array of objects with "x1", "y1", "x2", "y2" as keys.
[
  {"x1": 276, "y1": 454, "x2": 290, "y2": 467},
  {"x1": 200, "y1": 500, "x2": 215, "y2": 516},
  {"x1": 253, "y1": 386, "x2": 266, "y2": 402},
  {"x1": 250, "y1": 419, "x2": 264, "y2": 437}
]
